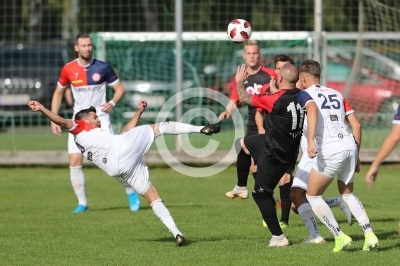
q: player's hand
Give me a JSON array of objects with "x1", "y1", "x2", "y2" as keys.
[
  {"x1": 235, "y1": 64, "x2": 248, "y2": 83},
  {"x1": 137, "y1": 100, "x2": 147, "y2": 113},
  {"x1": 100, "y1": 102, "x2": 114, "y2": 113},
  {"x1": 307, "y1": 140, "x2": 318, "y2": 158},
  {"x1": 51, "y1": 122, "x2": 62, "y2": 136},
  {"x1": 365, "y1": 165, "x2": 379, "y2": 188},
  {"x1": 218, "y1": 111, "x2": 231, "y2": 121},
  {"x1": 28, "y1": 100, "x2": 43, "y2": 112},
  {"x1": 270, "y1": 76, "x2": 278, "y2": 93}
]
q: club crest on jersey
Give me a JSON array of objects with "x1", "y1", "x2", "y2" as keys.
[{"x1": 92, "y1": 73, "x2": 101, "y2": 82}]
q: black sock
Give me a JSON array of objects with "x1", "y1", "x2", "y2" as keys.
[
  {"x1": 236, "y1": 148, "x2": 251, "y2": 187},
  {"x1": 252, "y1": 191, "x2": 282, "y2": 236},
  {"x1": 279, "y1": 182, "x2": 292, "y2": 224}
]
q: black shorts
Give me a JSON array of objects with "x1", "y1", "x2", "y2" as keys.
[
  {"x1": 243, "y1": 134, "x2": 294, "y2": 193},
  {"x1": 245, "y1": 129, "x2": 259, "y2": 137}
]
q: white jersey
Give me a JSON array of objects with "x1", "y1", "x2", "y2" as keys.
[
  {"x1": 69, "y1": 120, "x2": 121, "y2": 177},
  {"x1": 298, "y1": 84, "x2": 357, "y2": 154}
]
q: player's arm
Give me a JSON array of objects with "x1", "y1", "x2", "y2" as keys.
[
  {"x1": 102, "y1": 81, "x2": 126, "y2": 113},
  {"x1": 29, "y1": 101, "x2": 74, "y2": 130},
  {"x1": 304, "y1": 101, "x2": 318, "y2": 158},
  {"x1": 255, "y1": 110, "x2": 265, "y2": 134},
  {"x1": 119, "y1": 100, "x2": 147, "y2": 134},
  {"x1": 50, "y1": 84, "x2": 65, "y2": 136},
  {"x1": 346, "y1": 112, "x2": 362, "y2": 173},
  {"x1": 235, "y1": 64, "x2": 253, "y2": 106},
  {"x1": 345, "y1": 113, "x2": 362, "y2": 153},
  {"x1": 218, "y1": 99, "x2": 238, "y2": 121},
  {"x1": 365, "y1": 124, "x2": 400, "y2": 187},
  {"x1": 64, "y1": 87, "x2": 73, "y2": 107}
]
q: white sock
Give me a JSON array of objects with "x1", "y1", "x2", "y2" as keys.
[
  {"x1": 297, "y1": 203, "x2": 322, "y2": 238},
  {"x1": 70, "y1": 166, "x2": 87, "y2": 206},
  {"x1": 324, "y1": 196, "x2": 342, "y2": 208},
  {"x1": 306, "y1": 194, "x2": 342, "y2": 237},
  {"x1": 342, "y1": 193, "x2": 373, "y2": 234},
  {"x1": 151, "y1": 199, "x2": 183, "y2": 237},
  {"x1": 117, "y1": 177, "x2": 135, "y2": 195},
  {"x1": 158, "y1": 122, "x2": 204, "y2": 135}
]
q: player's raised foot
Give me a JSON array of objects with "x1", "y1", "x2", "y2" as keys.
[
  {"x1": 200, "y1": 123, "x2": 221, "y2": 135},
  {"x1": 279, "y1": 221, "x2": 289, "y2": 229},
  {"x1": 128, "y1": 192, "x2": 140, "y2": 211},
  {"x1": 332, "y1": 233, "x2": 352, "y2": 253},
  {"x1": 175, "y1": 234, "x2": 186, "y2": 247},
  {"x1": 339, "y1": 201, "x2": 353, "y2": 226},
  {"x1": 72, "y1": 204, "x2": 88, "y2": 213},
  {"x1": 268, "y1": 235, "x2": 289, "y2": 247},
  {"x1": 363, "y1": 232, "x2": 379, "y2": 251},
  {"x1": 303, "y1": 236, "x2": 326, "y2": 244},
  {"x1": 225, "y1": 185, "x2": 248, "y2": 200}
]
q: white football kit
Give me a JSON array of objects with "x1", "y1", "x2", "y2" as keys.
[
  {"x1": 57, "y1": 58, "x2": 119, "y2": 154},
  {"x1": 69, "y1": 121, "x2": 155, "y2": 194},
  {"x1": 297, "y1": 84, "x2": 357, "y2": 184}
]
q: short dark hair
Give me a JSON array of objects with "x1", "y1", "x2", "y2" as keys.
[
  {"x1": 75, "y1": 33, "x2": 92, "y2": 44},
  {"x1": 273, "y1": 54, "x2": 294, "y2": 65},
  {"x1": 300, "y1": 60, "x2": 321, "y2": 78},
  {"x1": 74, "y1": 106, "x2": 96, "y2": 120}
]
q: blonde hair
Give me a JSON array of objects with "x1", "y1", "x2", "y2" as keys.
[{"x1": 244, "y1": 40, "x2": 259, "y2": 47}]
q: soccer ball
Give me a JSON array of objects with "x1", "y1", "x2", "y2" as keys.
[{"x1": 227, "y1": 19, "x2": 252, "y2": 44}]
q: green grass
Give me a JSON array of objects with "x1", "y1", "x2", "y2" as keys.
[
  {"x1": 0, "y1": 164, "x2": 399, "y2": 265},
  {"x1": 0, "y1": 124, "x2": 393, "y2": 151}
]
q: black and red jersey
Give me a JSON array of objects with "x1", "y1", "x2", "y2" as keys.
[
  {"x1": 230, "y1": 66, "x2": 277, "y2": 132},
  {"x1": 251, "y1": 88, "x2": 304, "y2": 164}
]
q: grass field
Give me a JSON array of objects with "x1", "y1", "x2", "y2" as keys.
[
  {"x1": 0, "y1": 124, "x2": 393, "y2": 151},
  {"x1": 0, "y1": 164, "x2": 399, "y2": 265}
]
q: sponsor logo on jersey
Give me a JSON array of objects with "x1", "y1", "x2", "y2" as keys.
[
  {"x1": 75, "y1": 86, "x2": 102, "y2": 92},
  {"x1": 246, "y1": 83, "x2": 263, "y2": 95},
  {"x1": 71, "y1": 79, "x2": 84, "y2": 84},
  {"x1": 92, "y1": 73, "x2": 101, "y2": 82},
  {"x1": 330, "y1": 115, "x2": 338, "y2": 121},
  {"x1": 87, "y1": 151, "x2": 93, "y2": 161}
]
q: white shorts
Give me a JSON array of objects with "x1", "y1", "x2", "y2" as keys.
[
  {"x1": 117, "y1": 125, "x2": 155, "y2": 195},
  {"x1": 292, "y1": 153, "x2": 314, "y2": 190},
  {"x1": 313, "y1": 150, "x2": 357, "y2": 185},
  {"x1": 68, "y1": 114, "x2": 113, "y2": 154}
]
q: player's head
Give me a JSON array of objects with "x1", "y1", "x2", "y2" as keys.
[
  {"x1": 75, "y1": 106, "x2": 101, "y2": 127},
  {"x1": 277, "y1": 63, "x2": 299, "y2": 89},
  {"x1": 242, "y1": 40, "x2": 262, "y2": 68},
  {"x1": 273, "y1": 54, "x2": 294, "y2": 73},
  {"x1": 299, "y1": 60, "x2": 321, "y2": 90},
  {"x1": 74, "y1": 33, "x2": 93, "y2": 61}
]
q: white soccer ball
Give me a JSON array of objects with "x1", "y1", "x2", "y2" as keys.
[{"x1": 227, "y1": 19, "x2": 252, "y2": 44}]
